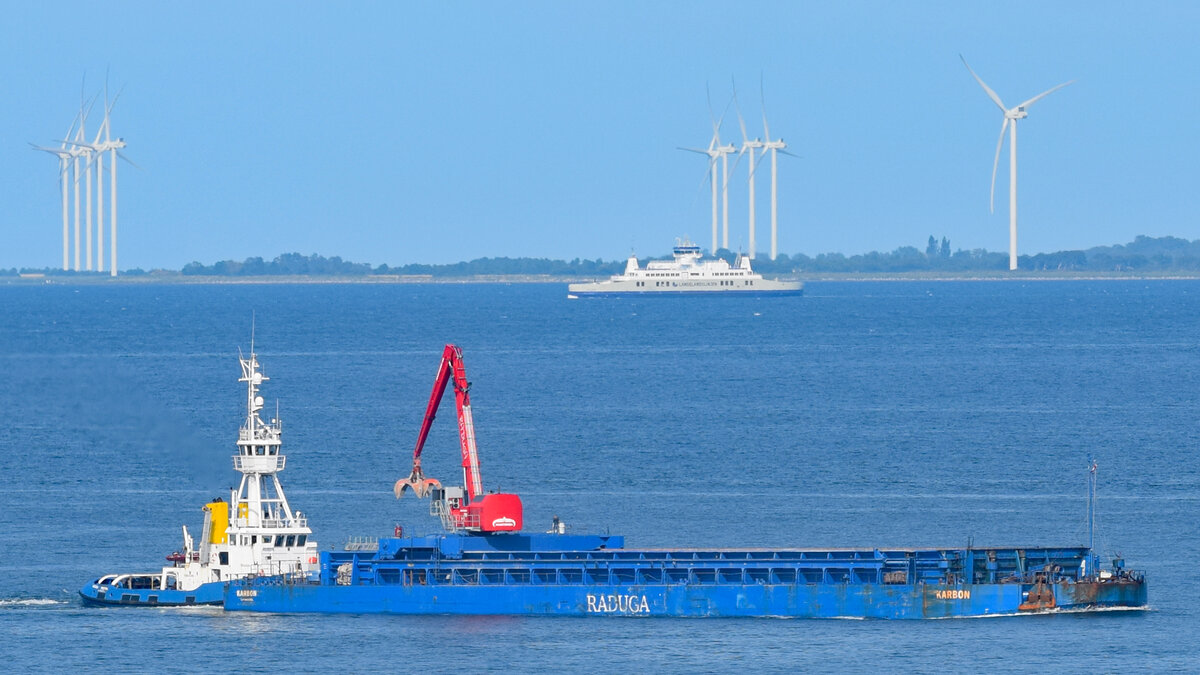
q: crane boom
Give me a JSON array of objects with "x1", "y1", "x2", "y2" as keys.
[{"x1": 394, "y1": 344, "x2": 522, "y2": 533}]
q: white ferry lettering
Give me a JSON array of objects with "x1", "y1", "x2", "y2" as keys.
[{"x1": 585, "y1": 593, "x2": 650, "y2": 614}]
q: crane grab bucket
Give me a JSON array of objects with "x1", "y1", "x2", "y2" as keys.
[{"x1": 394, "y1": 465, "x2": 442, "y2": 499}]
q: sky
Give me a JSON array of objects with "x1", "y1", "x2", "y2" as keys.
[{"x1": 2, "y1": 1, "x2": 1198, "y2": 270}]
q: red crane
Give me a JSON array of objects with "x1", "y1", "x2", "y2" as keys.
[{"x1": 393, "y1": 344, "x2": 523, "y2": 533}]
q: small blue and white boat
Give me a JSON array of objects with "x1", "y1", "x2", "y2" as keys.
[{"x1": 80, "y1": 344, "x2": 319, "y2": 606}]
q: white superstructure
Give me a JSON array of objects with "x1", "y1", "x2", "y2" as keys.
[
  {"x1": 567, "y1": 239, "x2": 803, "y2": 296},
  {"x1": 159, "y1": 348, "x2": 318, "y2": 592}
]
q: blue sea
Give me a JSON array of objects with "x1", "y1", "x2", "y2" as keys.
[{"x1": 1, "y1": 280, "x2": 1197, "y2": 672}]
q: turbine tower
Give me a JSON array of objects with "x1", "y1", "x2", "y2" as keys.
[
  {"x1": 68, "y1": 95, "x2": 96, "y2": 271},
  {"x1": 734, "y1": 86, "x2": 764, "y2": 259},
  {"x1": 30, "y1": 114, "x2": 79, "y2": 270},
  {"x1": 961, "y1": 55, "x2": 1074, "y2": 271},
  {"x1": 89, "y1": 89, "x2": 121, "y2": 273},
  {"x1": 758, "y1": 80, "x2": 795, "y2": 261},
  {"x1": 83, "y1": 106, "x2": 130, "y2": 277},
  {"x1": 72, "y1": 135, "x2": 82, "y2": 271},
  {"x1": 717, "y1": 139, "x2": 735, "y2": 249},
  {"x1": 679, "y1": 87, "x2": 736, "y2": 253},
  {"x1": 679, "y1": 128, "x2": 722, "y2": 253},
  {"x1": 70, "y1": 88, "x2": 97, "y2": 271},
  {"x1": 97, "y1": 114, "x2": 129, "y2": 277}
]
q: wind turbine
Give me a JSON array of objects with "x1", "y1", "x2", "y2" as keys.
[
  {"x1": 68, "y1": 94, "x2": 98, "y2": 270},
  {"x1": 961, "y1": 55, "x2": 1074, "y2": 271},
  {"x1": 72, "y1": 86, "x2": 98, "y2": 271},
  {"x1": 30, "y1": 113, "x2": 80, "y2": 270},
  {"x1": 90, "y1": 85, "x2": 122, "y2": 273},
  {"x1": 66, "y1": 85, "x2": 131, "y2": 277},
  {"x1": 716, "y1": 139, "x2": 736, "y2": 249},
  {"x1": 758, "y1": 79, "x2": 796, "y2": 261},
  {"x1": 734, "y1": 85, "x2": 765, "y2": 259},
  {"x1": 96, "y1": 104, "x2": 131, "y2": 278},
  {"x1": 679, "y1": 87, "x2": 736, "y2": 253}
]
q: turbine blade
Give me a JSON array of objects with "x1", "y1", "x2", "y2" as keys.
[
  {"x1": 1017, "y1": 80, "x2": 1075, "y2": 110},
  {"x1": 117, "y1": 150, "x2": 140, "y2": 169},
  {"x1": 732, "y1": 77, "x2": 749, "y2": 144},
  {"x1": 80, "y1": 91, "x2": 100, "y2": 138},
  {"x1": 779, "y1": 149, "x2": 800, "y2": 158},
  {"x1": 760, "y1": 73, "x2": 771, "y2": 142},
  {"x1": 706, "y1": 81, "x2": 716, "y2": 128},
  {"x1": 678, "y1": 146, "x2": 713, "y2": 155},
  {"x1": 990, "y1": 118, "x2": 1009, "y2": 213},
  {"x1": 746, "y1": 147, "x2": 772, "y2": 181},
  {"x1": 62, "y1": 112, "x2": 80, "y2": 150},
  {"x1": 960, "y1": 55, "x2": 1007, "y2": 111},
  {"x1": 714, "y1": 94, "x2": 732, "y2": 141}
]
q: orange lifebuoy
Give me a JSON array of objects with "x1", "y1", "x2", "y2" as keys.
[
  {"x1": 309, "y1": 556, "x2": 317, "y2": 564},
  {"x1": 394, "y1": 524, "x2": 403, "y2": 537}
]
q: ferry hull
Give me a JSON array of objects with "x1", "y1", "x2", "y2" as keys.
[
  {"x1": 568, "y1": 288, "x2": 804, "y2": 298},
  {"x1": 225, "y1": 578, "x2": 1146, "y2": 618},
  {"x1": 567, "y1": 281, "x2": 803, "y2": 297},
  {"x1": 79, "y1": 580, "x2": 224, "y2": 607}
]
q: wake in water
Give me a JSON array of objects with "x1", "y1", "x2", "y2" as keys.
[{"x1": 0, "y1": 598, "x2": 68, "y2": 607}]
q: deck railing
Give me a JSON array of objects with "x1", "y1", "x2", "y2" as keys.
[{"x1": 233, "y1": 455, "x2": 286, "y2": 472}]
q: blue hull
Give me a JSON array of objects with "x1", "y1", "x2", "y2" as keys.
[
  {"x1": 226, "y1": 578, "x2": 1146, "y2": 618},
  {"x1": 223, "y1": 534, "x2": 1147, "y2": 618},
  {"x1": 79, "y1": 580, "x2": 224, "y2": 607}
]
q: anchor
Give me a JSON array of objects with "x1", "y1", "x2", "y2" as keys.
[{"x1": 1017, "y1": 571, "x2": 1058, "y2": 612}]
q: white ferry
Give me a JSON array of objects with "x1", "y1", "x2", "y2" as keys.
[
  {"x1": 567, "y1": 240, "x2": 803, "y2": 297},
  {"x1": 79, "y1": 345, "x2": 319, "y2": 606}
]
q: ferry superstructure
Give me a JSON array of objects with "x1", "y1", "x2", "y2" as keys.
[
  {"x1": 567, "y1": 240, "x2": 803, "y2": 297},
  {"x1": 80, "y1": 347, "x2": 318, "y2": 606},
  {"x1": 224, "y1": 345, "x2": 1146, "y2": 619}
]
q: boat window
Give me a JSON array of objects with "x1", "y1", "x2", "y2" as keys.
[
  {"x1": 251, "y1": 535, "x2": 257, "y2": 544},
  {"x1": 297, "y1": 535, "x2": 307, "y2": 546},
  {"x1": 286, "y1": 535, "x2": 296, "y2": 547},
  {"x1": 276, "y1": 535, "x2": 285, "y2": 546}
]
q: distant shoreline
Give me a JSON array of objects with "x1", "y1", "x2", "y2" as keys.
[{"x1": 7, "y1": 271, "x2": 1200, "y2": 285}]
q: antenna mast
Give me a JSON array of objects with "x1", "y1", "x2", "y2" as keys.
[{"x1": 1087, "y1": 456, "x2": 1097, "y2": 552}]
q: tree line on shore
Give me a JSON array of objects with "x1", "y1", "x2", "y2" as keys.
[{"x1": 7, "y1": 235, "x2": 1200, "y2": 277}]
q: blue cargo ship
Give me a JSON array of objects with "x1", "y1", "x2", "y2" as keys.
[
  {"x1": 223, "y1": 344, "x2": 1147, "y2": 618},
  {"x1": 225, "y1": 534, "x2": 1145, "y2": 618}
]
